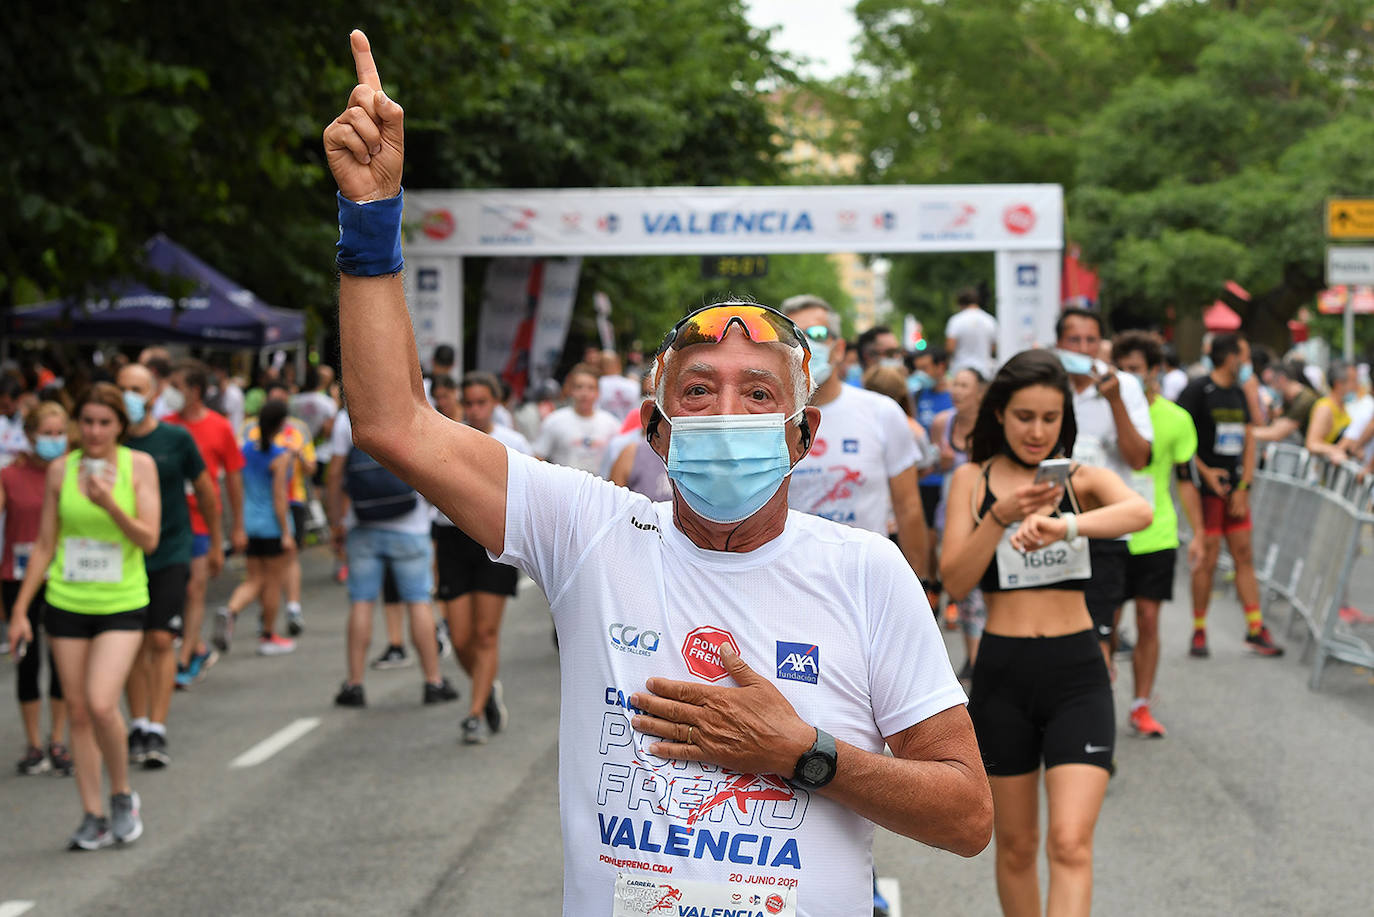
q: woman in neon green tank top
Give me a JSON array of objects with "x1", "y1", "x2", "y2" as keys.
[{"x1": 7, "y1": 383, "x2": 160, "y2": 850}]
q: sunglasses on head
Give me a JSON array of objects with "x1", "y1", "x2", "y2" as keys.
[{"x1": 656, "y1": 303, "x2": 812, "y2": 382}]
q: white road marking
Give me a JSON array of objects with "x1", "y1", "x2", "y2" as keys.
[
  {"x1": 229, "y1": 717, "x2": 321, "y2": 768},
  {"x1": 877, "y1": 877, "x2": 902, "y2": 917},
  {"x1": 0, "y1": 902, "x2": 37, "y2": 917}
]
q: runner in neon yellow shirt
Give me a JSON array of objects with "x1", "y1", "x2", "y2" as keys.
[{"x1": 1113, "y1": 332, "x2": 1204, "y2": 739}]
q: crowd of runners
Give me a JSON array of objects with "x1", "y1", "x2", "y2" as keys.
[{"x1": 0, "y1": 293, "x2": 1339, "y2": 909}]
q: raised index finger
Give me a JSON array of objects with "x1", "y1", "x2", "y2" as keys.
[{"x1": 350, "y1": 29, "x2": 382, "y2": 90}]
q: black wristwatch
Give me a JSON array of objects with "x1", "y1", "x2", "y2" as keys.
[{"x1": 788, "y1": 727, "x2": 838, "y2": 790}]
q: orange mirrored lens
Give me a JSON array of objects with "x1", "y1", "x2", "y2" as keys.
[{"x1": 679, "y1": 306, "x2": 787, "y2": 346}]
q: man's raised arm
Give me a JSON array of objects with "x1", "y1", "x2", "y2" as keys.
[{"x1": 325, "y1": 29, "x2": 508, "y2": 554}]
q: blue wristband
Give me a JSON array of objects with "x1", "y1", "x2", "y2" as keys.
[{"x1": 336, "y1": 190, "x2": 404, "y2": 276}]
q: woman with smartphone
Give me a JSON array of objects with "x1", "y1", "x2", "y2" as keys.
[
  {"x1": 6, "y1": 383, "x2": 160, "y2": 851},
  {"x1": 2, "y1": 400, "x2": 74, "y2": 776},
  {"x1": 940, "y1": 350, "x2": 1151, "y2": 917}
]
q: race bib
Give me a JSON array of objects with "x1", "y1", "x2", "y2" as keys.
[
  {"x1": 996, "y1": 525, "x2": 1091, "y2": 590},
  {"x1": 1215, "y1": 422, "x2": 1245, "y2": 457},
  {"x1": 613, "y1": 874, "x2": 796, "y2": 917},
  {"x1": 12, "y1": 541, "x2": 33, "y2": 579},
  {"x1": 62, "y1": 537, "x2": 122, "y2": 584},
  {"x1": 1128, "y1": 471, "x2": 1155, "y2": 508}
]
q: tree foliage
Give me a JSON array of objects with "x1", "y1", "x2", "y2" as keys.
[
  {"x1": 842, "y1": 0, "x2": 1374, "y2": 349},
  {"x1": 3, "y1": 0, "x2": 819, "y2": 352}
]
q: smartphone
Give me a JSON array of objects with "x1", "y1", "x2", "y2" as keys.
[{"x1": 1033, "y1": 458, "x2": 1073, "y2": 487}]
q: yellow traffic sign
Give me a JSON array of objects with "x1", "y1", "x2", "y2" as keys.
[{"x1": 1327, "y1": 199, "x2": 1374, "y2": 239}]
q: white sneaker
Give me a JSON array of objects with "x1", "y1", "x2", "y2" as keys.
[{"x1": 257, "y1": 635, "x2": 297, "y2": 656}]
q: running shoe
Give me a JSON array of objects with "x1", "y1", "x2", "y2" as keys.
[
  {"x1": 69, "y1": 813, "x2": 113, "y2": 851},
  {"x1": 485, "y1": 679, "x2": 509, "y2": 734},
  {"x1": 212, "y1": 607, "x2": 236, "y2": 653},
  {"x1": 190, "y1": 647, "x2": 219, "y2": 682},
  {"x1": 286, "y1": 608, "x2": 305, "y2": 637},
  {"x1": 335, "y1": 682, "x2": 366, "y2": 707},
  {"x1": 1189, "y1": 629, "x2": 1210, "y2": 658},
  {"x1": 424, "y1": 678, "x2": 460, "y2": 705},
  {"x1": 334, "y1": 562, "x2": 349, "y2": 584},
  {"x1": 174, "y1": 663, "x2": 194, "y2": 691},
  {"x1": 128, "y1": 728, "x2": 148, "y2": 766},
  {"x1": 143, "y1": 732, "x2": 170, "y2": 769},
  {"x1": 370, "y1": 645, "x2": 411, "y2": 669},
  {"x1": 462, "y1": 714, "x2": 488, "y2": 745},
  {"x1": 110, "y1": 791, "x2": 143, "y2": 844},
  {"x1": 257, "y1": 634, "x2": 297, "y2": 656},
  {"x1": 943, "y1": 603, "x2": 959, "y2": 631},
  {"x1": 1129, "y1": 704, "x2": 1167, "y2": 738},
  {"x1": 48, "y1": 742, "x2": 73, "y2": 777},
  {"x1": 17, "y1": 745, "x2": 50, "y2": 776},
  {"x1": 1245, "y1": 626, "x2": 1285, "y2": 657}
]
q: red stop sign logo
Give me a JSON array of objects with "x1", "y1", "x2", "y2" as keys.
[
  {"x1": 681, "y1": 626, "x2": 739, "y2": 682},
  {"x1": 421, "y1": 209, "x2": 456, "y2": 240},
  {"x1": 766, "y1": 894, "x2": 785, "y2": 914}
]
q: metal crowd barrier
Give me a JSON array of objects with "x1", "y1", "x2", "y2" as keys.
[{"x1": 1254, "y1": 444, "x2": 1374, "y2": 690}]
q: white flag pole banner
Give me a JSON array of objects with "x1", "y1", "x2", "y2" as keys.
[
  {"x1": 994, "y1": 250, "x2": 1062, "y2": 366},
  {"x1": 530, "y1": 258, "x2": 582, "y2": 388},
  {"x1": 476, "y1": 258, "x2": 536, "y2": 375},
  {"x1": 593, "y1": 290, "x2": 616, "y2": 352},
  {"x1": 404, "y1": 256, "x2": 463, "y2": 373}
]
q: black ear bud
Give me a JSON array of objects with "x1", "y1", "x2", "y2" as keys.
[
  {"x1": 646, "y1": 407, "x2": 663, "y2": 442},
  {"x1": 798, "y1": 415, "x2": 812, "y2": 451}
]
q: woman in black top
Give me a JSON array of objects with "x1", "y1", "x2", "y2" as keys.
[{"x1": 941, "y1": 350, "x2": 1151, "y2": 917}]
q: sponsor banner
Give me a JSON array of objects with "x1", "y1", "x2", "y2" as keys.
[
  {"x1": 530, "y1": 258, "x2": 583, "y2": 389},
  {"x1": 475, "y1": 257, "x2": 536, "y2": 379},
  {"x1": 994, "y1": 250, "x2": 1062, "y2": 366},
  {"x1": 404, "y1": 255, "x2": 463, "y2": 373},
  {"x1": 406, "y1": 185, "x2": 1063, "y2": 256}
]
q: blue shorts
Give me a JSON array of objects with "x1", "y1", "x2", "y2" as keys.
[
  {"x1": 346, "y1": 527, "x2": 433, "y2": 604},
  {"x1": 190, "y1": 534, "x2": 211, "y2": 559}
]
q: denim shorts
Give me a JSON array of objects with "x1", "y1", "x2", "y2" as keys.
[{"x1": 346, "y1": 527, "x2": 433, "y2": 603}]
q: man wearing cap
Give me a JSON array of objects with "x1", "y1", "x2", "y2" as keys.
[{"x1": 324, "y1": 31, "x2": 990, "y2": 916}]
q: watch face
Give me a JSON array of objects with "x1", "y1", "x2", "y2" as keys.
[{"x1": 801, "y1": 756, "x2": 831, "y2": 783}]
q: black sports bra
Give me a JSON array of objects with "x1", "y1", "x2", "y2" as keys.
[{"x1": 973, "y1": 462, "x2": 1088, "y2": 594}]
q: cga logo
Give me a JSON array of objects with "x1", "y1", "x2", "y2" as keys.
[
  {"x1": 609, "y1": 623, "x2": 661, "y2": 656},
  {"x1": 776, "y1": 641, "x2": 820, "y2": 685}
]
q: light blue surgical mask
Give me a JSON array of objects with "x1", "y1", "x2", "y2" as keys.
[
  {"x1": 808, "y1": 341, "x2": 832, "y2": 387},
  {"x1": 910, "y1": 370, "x2": 936, "y2": 393},
  {"x1": 123, "y1": 390, "x2": 147, "y2": 424},
  {"x1": 662, "y1": 408, "x2": 802, "y2": 524},
  {"x1": 880, "y1": 357, "x2": 906, "y2": 371},
  {"x1": 1344, "y1": 392, "x2": 1357, "y2": 406},
  {"x1": 844, "y1": 363, "x2": 863, "y2": 386},
  {"x1": 35, "y1": 435, "x2": 68, "y2": 461},
  {"x1": 1054, "y1": 349, "x2": 1096, "y2": 376},
  {"x1": 1238, "y1": 363, "x2": 1253, "y2": 384}
]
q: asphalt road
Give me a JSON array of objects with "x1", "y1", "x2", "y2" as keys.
[{"x1": 2, "y1": 545, "x2": 1372, "y2": 915}]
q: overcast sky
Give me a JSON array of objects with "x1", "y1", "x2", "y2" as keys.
[{"x1": 745, "y1": 0, "x2": 860, "y2": 80}]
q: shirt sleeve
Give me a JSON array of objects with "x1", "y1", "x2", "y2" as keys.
[
  {"x1": 875, "y1": 398, "x2": 918, "y2": 478},
  {"x1": 330, "y1": 412, "x2": 353, "y2": 456},
  {"x1": 494, "y1": 448, "x2": 641, "y2": 602},
  {"x1": 863, "y1": 535, "x2": 967, "y2": 737},
  {"x1": 1118, "y1": 372, "x2": 1154, "y2": 445},
  {"x1": 1172, "y1": 410, "x2": 1199, "y2": 465},
  {"x1": 179, "y1": 427, "x2": 207, "y2": 480}
]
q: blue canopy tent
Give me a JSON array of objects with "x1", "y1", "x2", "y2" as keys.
[{"x1": 4, "y1": 235, "x2": 304, "y2": 348}]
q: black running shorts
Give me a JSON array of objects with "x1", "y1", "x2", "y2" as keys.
[
  {"x1": 1124, "y1": 548, "x2": 1176, "y2": 602},
  {"x1": 46, "y1": 603, "x2": 147, "y2": 639},
  {"x1": 433, "y1": 523, "x2": 518, "y2": 599},
  {"x1": 1085, "y1": 539, "x2": 1130, "y2": 641},
  {"x1": 968, "y1": 630, "x2": 1115, "y2": 776},
  {"x1": 246, "y1": 537, "x2": 286, "y2": 558},
  {"x1": 145, "y1": 563, "x2": 189, "y2": 635}
]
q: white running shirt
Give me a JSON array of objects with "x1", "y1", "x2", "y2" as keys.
[
  {"x1": 495, "y1": 450, "x2": 965, "y2": 917},
  {"x1": 533, "y1": 405, "x2": 621, "y2": 474},
  {"x1": 789, "y1": 385, "x2": 919, "y2": 535},
  {"x1": 1070, "y1": 369, "x2": 1153, "y2": 541},
  {"x1": 598, "y1": 374, "x2": 644, "y2": 422},
  {"x1": 944, "y1": 307, "x2": 998, "y2": 378}
]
